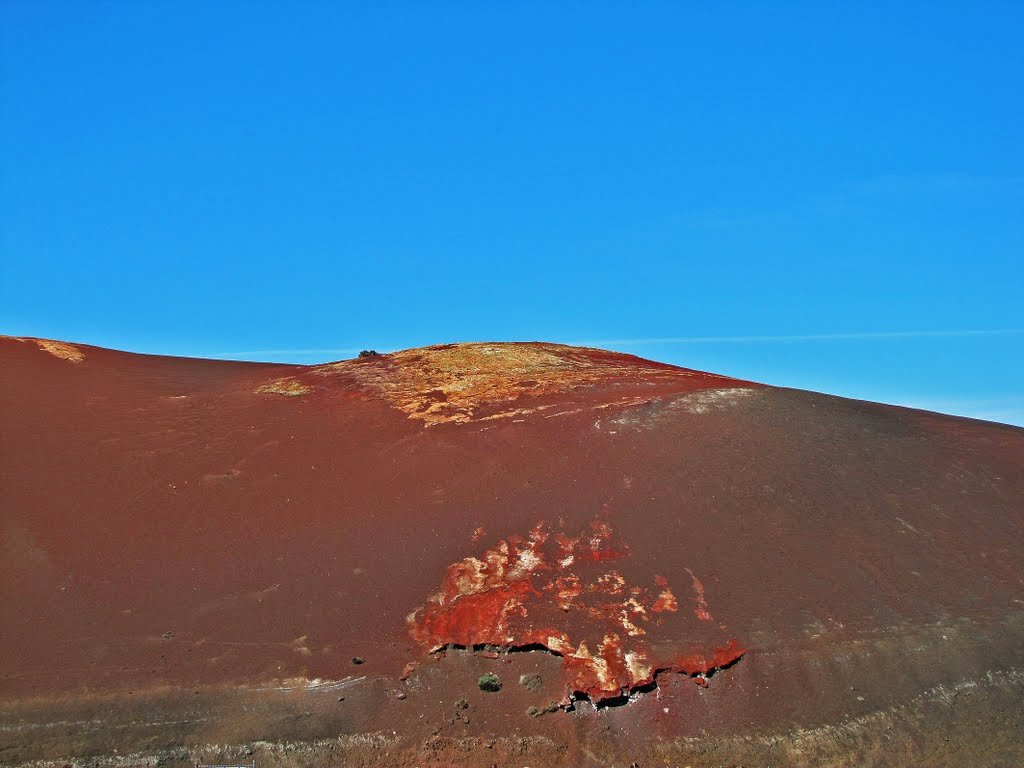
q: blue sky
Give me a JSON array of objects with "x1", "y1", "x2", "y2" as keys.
[{"x1": 2, "y1": 2, "x2": 1022, "y2": 425}]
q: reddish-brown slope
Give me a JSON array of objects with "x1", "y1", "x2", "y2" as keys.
[{"x1": 1, "y1": 336, "x2": 1023, "y2": 766}]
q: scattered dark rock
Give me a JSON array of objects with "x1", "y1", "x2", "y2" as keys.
[{"x1": 352, "y1": 656, "x2": 365, "y2": 665}]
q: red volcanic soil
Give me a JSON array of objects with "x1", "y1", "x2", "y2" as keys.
[{"x1": 2, "y1": 336, "x2": 1023, "y2": 767}]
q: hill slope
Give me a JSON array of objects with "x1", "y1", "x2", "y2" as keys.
[{"x1": 2, "y1": 336, "x2": 1022, "y2": 767}]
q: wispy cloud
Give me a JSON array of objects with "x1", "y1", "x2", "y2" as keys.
[
  {"x1": 575, "y1": 329, "x2": 1024, "y2": 347},
  {"x1": 895, "y1": 393, "x2": 1024, "y2": 426},
  {"x1": 844, "y1": 172, "x2": 1024, "y2": 197},
  {"x1": 964, "y1": 408, "x2": 1024, "y2": 425},
  {"x1": 209, "y1": 348, "x2": 365, "y2": 359},
  {"x1": 209, "y1": 329, "x2": 1024, "y2": 359},
  {"x1": 903, "y1": 394, "x2": 1024, "y2": 409},
  {"x1": 913, "y1": 403, "x2": 1024, "y2": 428}
]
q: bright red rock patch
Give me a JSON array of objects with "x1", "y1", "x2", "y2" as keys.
[{"x1": 408, "y1": 517, "x2": 744, "y2": 703}]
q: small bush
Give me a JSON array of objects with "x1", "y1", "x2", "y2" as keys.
[
  {"x1": 477, "y1": 673, "x2": 501, "y2": 692},
  {"x1": 519, "y1": 673, "x2": 543, "y2": 692},
  {"x1": 358, "y1": 349, "x2": 379, "y2": 358},
  {"x1": 527, "y1": 701, "x2": 560, "y2": 717}
]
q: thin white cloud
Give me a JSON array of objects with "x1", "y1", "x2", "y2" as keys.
[
  {"x1": 210, "y1": 329, "x2": 1024, "y2": 358},
  {"x1": 845, "y1": 172, "x2": 1024, "y2": 197},
  {"x1": 898, "y1": 395, "x2": 1024, "y2": 427},
  {"x1": 967, "y1": 408, "x2": 1024, "y2": 422},
  {"x1": 904, "y1": 394, "x2": 1024, "y2": 409},
  {"x1": 209, "y1": 348, "x2": 365, "y2": 359},
  {"x1": 922, "y1": 405, "x2": 1024, "y2": 428},
  {"x1": 575, "y1": 329, "x2": 1024, "y2": 347}
]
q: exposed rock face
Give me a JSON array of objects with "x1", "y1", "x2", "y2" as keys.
[
  {"x1": 408, "y1": 516, "x2": 743, "y2": 703},
  {"x1": 1, "y1": 336, "x2": 1022, "y2": 767}
]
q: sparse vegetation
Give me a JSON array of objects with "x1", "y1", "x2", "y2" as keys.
[
  {"x1": 477, "y1": 672, "x2": 501, "y2": 692},
  {"x1": 358, "y1": 349, "x2": 379, "y2": 358},
  {"x1": 519, "y1": 673, "x2": 543, "y2": 692},
  {"x1": 255, "y1": 377, "x2": 310, "y2": 396},
  {"x1": 527, "y1": 701, "x2": 560, "y2": 717}
]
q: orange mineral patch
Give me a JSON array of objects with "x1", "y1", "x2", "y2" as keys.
[{"x1": 686, "y1": 567, "x2": 715, "y2": 621}]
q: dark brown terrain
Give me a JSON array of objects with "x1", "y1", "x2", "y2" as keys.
[{"x1": 2, "y1": 335, "x2": 1022, "y2": 767}]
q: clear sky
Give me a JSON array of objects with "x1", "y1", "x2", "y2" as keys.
[{"x1": 2, "y1": 2, "x2": 1022, "y2": 425}]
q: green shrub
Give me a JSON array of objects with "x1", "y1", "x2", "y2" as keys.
[{"x1": 477, "y1": 672, "x2": 501, "y2": 692}]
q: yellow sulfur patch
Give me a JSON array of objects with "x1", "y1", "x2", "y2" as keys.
[
  {"x1": 255, "y1": 377, "x2": 311, "y2": 396},
  {"x1": 37, "y1": 340, "x2": 85, "y2": 363}
]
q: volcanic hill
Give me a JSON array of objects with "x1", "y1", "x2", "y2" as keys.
[{"x1": 1, "y1": 336, "x2": 1022, "y2": 767}]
